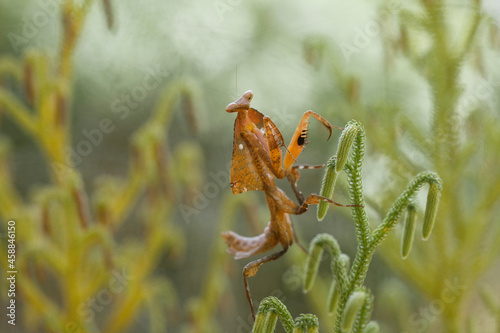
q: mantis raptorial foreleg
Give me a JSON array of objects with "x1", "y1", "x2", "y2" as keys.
[{"x1": 283, "y1": 110, "x2": 341, "y2": 173}]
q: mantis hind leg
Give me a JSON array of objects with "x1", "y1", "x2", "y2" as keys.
[{"x1": 243, "y1": 247, "x2": 289, "y2": 320}]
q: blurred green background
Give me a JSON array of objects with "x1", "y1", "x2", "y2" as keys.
[{"x1": 0, "y1": 0, "x2": 500, "y2": 332}]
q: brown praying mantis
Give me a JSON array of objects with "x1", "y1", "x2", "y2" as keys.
[{"x1": 221, "y1": 90, "x2": 357, "y2": 319}]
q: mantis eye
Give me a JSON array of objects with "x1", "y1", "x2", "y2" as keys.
[{"x1": 243, "y1": 90, "x2": 253, "y2": 102}]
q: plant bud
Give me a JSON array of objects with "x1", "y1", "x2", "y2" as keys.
[
  {"x1": 253, "y1": 312, "x2": 278, "y2": 333},
  {"x1": 317, "y1": 158, "x2": 337, "y2": 221},
  {"x1": 327, "y1": 280, "x2": 340, "y2": 315},
  {"x1": 401, "y1": 203, "x2": 417, "y2": 259},
  {"x1": 336, "y1": 122, "x2": 358, "y2": 173},
  {"x1": 304, "y1": 243, "x2": 324, "y2": 292},
  {"x1": 422, "y1": 182, "x2": 441, "y2": 240},
  {"x1": 341, "y1": 291, "x2": 366, "y2": 332},
  {"x1": 365, "y1": 321, "x2": 380, "y2": 333}
]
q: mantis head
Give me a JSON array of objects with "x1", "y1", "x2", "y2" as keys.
[{"x1": 226, "y1": 90, "x2": 253, "y2": 113}]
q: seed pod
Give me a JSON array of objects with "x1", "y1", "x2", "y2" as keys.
[
  {"x1": 304, "y1": 243, "x2": 324, "y2": 292},
  {"x1": 401, "y1": 203, "x2": 417, "y2": 259},
  {"x1": 335, "y1": 122, "x2": 358, "y2": 173},
  {"x1": 317, "y1": 158, "x2": 337, "y2": 221},
  {"x1": 422, "y1": 182, "x2": 441, "y2": 240},
  {"x1": 341, "y1": 291, "x2": 366, "y2": 332},
  {"x1": 253, "y1": 312, "x2": 278, "y2": 333},
  {"x1": 365, "y1": 321, "x2": 380, "y2": 333},
  {"x1": 70, "y1": 174, "x2": 90, "y2": 229},
  {"x1": 41, "y1": 205, "x2": 51, "y2": 236},
  {"x1": 102, "y1": 0, "x2": 114, "y2": 29},
  {"x1": 327, "y1": 279, "x2": 340, "y2": 315}
]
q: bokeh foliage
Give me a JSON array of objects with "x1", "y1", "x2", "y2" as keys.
[{"x1": 0, "y1": 0, "x2": 499, "y2": 332}]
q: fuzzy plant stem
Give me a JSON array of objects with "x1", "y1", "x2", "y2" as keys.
[{"x1": 311, "y1": 120, "x2": 442, "y2": 332}]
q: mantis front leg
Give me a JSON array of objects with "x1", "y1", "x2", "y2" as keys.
[
  {"x1": 240, "y1": 134, "x2": 355, "y2": 215},
  {"x1": 283, "y1": 110, "x2": 340, "y2": 174},
  {"x1": 264, "y1": 183, "x2": 356, "y2": 216},
  {"x1": 287, "y1": 163, "x2": 326, "y2": 204}
]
